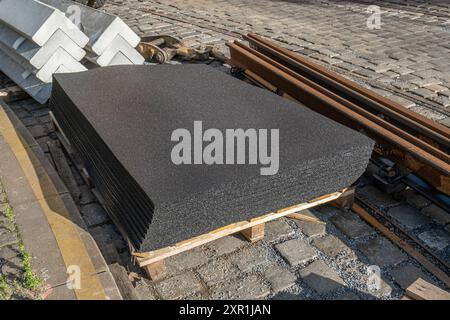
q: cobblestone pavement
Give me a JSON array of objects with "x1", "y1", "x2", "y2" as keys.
[
  {"x1": 104, "y1": 0, "x2": 450, "y2": 125},
  {"x1": 1, "y1": 0, "x2": 450, "y2": 300},
  {"x1": 2, "y1": 69, "x2": 449, "y2": 299}
]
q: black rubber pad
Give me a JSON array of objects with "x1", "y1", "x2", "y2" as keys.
[{"x1": 49, "y1": 64, "x2": 374, "y2": 251}]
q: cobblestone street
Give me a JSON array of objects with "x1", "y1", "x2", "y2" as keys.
[
  {"x1": 0, "y1": 0, "x2": 449, "y2": 300},
  {"x1": 104, "y1": 0, "x2": 450, "y2": 125}
]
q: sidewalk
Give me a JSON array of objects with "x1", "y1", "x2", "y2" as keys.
[{"x1": 0, "y1": 100, "x2": 121, "y2": 300}]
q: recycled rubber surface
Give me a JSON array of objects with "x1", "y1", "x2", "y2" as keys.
[{"x1": 50, "y1": 64, "x2": 374, "y2": 251}]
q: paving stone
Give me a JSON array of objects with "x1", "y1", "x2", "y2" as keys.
[
  {"x1": 299, "y1": 260, "x2": 345, "y2": 295},
  {"x1": 205, "y1": 235, "x2": 246, "y2": 256},
  {"x1": 0, "y1": 231, "x2": 18, "y2": 248},
  {"x1": 429, "y1": 95, "x2": 450, "y2": 107},
  {"x1": 370, "y1": 88, "x2": 393, "y2": 97},
  {"x1": 421, "y1": 204, "x2": 450, "y2": 226},
  {"x1": 357, "y1": 185, "x2": 401, "y2": 208},
  {"x1": 0, "y1": 243, "x2": 20, "y2": 260},
  {"x1": 438, "y1": 117, "x2": 450, "y2": 128},
  {"x1": 263, "y1": 265, "x2": 297, "y2": 293},
  {"x1": 229, "y1": 246, "x2": 268, "y2": 272},
  {"x1": 79, "y1": 185, "x2": 96, "y2": 205},
  {"x1": 354, "y1": 68, "x2": 383, "y2": 79},
  {"x1": 275, "y1": 239, "x2": 317, "y2": 267},
  {"x1": 357, "y1": 236, "x2": 407, "y2": 267},
  {"x1": 391, "y1": 81, "x2": 418, "y2": 91},
  {"x1": 272, "y1": 291, "x2": 305, "y2": 300},
  {"x1": 210, "y1": 274, "x2": 270, "y2": 299},
  {"x1": 417, "y1": 228, "x2": 450, "y2": 251},
  {"x1": 264, "y1": 219, "x2": 293, "y2": 242},
  {"x1": 330, "y1": 211, "x2": 375, "y2": 240},
  {"x1": 80, "y1": 203, "x2": 109, "y2": 227},
  {"x1": 405, "y1": 192, "x2": 431, "y2": 209},
  {"x1": 386, "y1": 95, "x2": 416, "y2": 108},
  {"x1": 389, "y1": 265, "x2": 436, "y2": 290},
  {"x1": 27, "y1": 125, "x2": 47, "y2": 138},
  {"x1": 196, "y1": 257, "x2": 239, "y2": 286},
  {"x1": 154, "y1": 272, "x2": 203, "y2": 300},
  {"x1": 134, "y1": 279, "x2": 157, "y2": 300},
  {"x1": 411, "y1": 77, "x2": 442, "y2": 87},
  {"x1": 295, "y1": 210, "x2": 326, "y2": 237},
  {"x1": 413, "y1": 88, "x2": 437, "y2": 98},
  {"x1": 387, "y1": 205, "x2": 431, "y2": 230},
  {"x1": 312, "y1": 235, "x2": 349, "y2": 258},
  {"x1": 336, "y1": 291, "x2": 360, "y2": 300},
  {"x1": 166, "y1": 247, "x2": 209, "y2": 274},
  {"x1": 0, "y1": 255, "x2": 23, "y2": 280},
  {"x1": 425, "y1": 84, "x2": 449, "y2": 93}
]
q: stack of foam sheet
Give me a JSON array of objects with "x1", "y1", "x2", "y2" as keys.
[
  {"x1": 41, "y1": 0, "x2": 144, "y2": 67},
  {"x1": 49, "y1": 65, "x2": 374, "y2": 252},
  {"x1": 0, "y1": 0, "x2": 88, "y2": 103}
]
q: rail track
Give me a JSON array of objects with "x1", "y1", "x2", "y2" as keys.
[{"x1": 226, "y1": 34, "x2": 450, "y2": 196}]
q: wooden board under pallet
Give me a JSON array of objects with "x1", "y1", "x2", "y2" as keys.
[
  {"x1": 403, "y1": 278, "x2": 450, "y2": 300},
  {"x1": 134, "y1": 188, "x2": 354, "y2": 280},
  {"x1": 50, "y1": 110, "x2": 355, "y2": 280}
]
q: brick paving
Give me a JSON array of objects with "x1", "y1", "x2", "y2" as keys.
[
  {"x1": 104, "y1": 0, "x2": 450, "y2": 125},
  {"x1": 2, "y1": 73, "x2": 450, "y2": 300},
  {"x1": 0, "y1": 0, "x2": 449, "y2": 300}
]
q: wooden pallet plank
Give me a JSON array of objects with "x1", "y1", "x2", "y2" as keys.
[
  {"x1": 406, "y1": 278, "x2": 450, "y2": 300},
  {"x1": 144, "y1": 260, "x2": 167, "y2": 281},
  {"x1": 135, "y1": 190, "x2": 345, "y2": 267},
  {"x1": 332, "y1": 187, "x2": 355, "y2": 209}
]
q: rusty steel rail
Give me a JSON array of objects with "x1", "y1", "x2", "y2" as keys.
[
  {"x1": 243, "y1": 34, "x2": 450, "y2": 152},
  {"x1": 226, "y1": 41, "x2": 450, "y2": 196},
  {"x1": 233, "y1": 41, "x2": 450, "y2": 165}
]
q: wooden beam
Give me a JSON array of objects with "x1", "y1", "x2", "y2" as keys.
[
  {"x1": 241, "y1": 223, "x2": 265, "y2": 242},
  {"x1": 331, "y1": 187, "x2": 355, "y2": 209},
  {"x1": 406, "y1": 278, "x2": 450, "y2": 300},
  {"x1": 286, "y1": 213, "x2": 325, "y2": 224},
  {"x1": 135, "y1": 190, "x2": 346, "y2": 268},
  {"x1": 144, "y1": 260, "x2": 167, "y2": 281}
]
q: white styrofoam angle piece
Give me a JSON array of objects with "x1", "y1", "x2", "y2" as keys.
[
  {"x1": 40, "y1": 0, "x2": 140, "y2": 55},
  {"x1": 108, "y1": 52, "x2": 135, "y2": 66},
  {"x1": 86, "y1": 34, "x2": 144, "y2": 66},
  {"x1": 0, "y1": 49, "x2": 51, "y2": 104},
  {"x1": 0, "y1": 24, "x2": 86, "y2": 69},
  {"x1": 36, "y1": 46, "x2": 87, "y2": 83},
  {"x1": 85, "y1": 50, "x2": 132, "y2": 66},
  {"x1": 0, "y1": 0, "x2": 89, "y2": 47},
  {"x1": 0, "y1": 40, "x2": 86, "y2": 83}
]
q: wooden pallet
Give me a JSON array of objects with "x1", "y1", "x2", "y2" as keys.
[
  {"x1": 134, "y1": 188, "x2": 354, "y2": 280},
  {"x1": 50, "y1": 111, "x2": 355, "y2": 280}
]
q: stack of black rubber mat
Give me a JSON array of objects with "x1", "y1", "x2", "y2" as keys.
[{"x1": 49, "y1": 65, "x2": 374, "y2": 252}]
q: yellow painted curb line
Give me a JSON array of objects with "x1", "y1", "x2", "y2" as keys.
[{"x1": 0, "y1": 107, "x2": 107, "y2": 300}]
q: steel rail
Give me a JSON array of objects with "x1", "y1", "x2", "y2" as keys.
[
  {"x1": 356, "y1": 193, "x2": 450, "y2": 271},
  {"x1": 226, "y1": 42, "x2": 450, "y2": 195},
  {"x1": 243, "y1": 34, "x2": 450, "y2": 151},
  {"x1": 232, "y1": 41, "x2": 450, "y2": 165}
]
